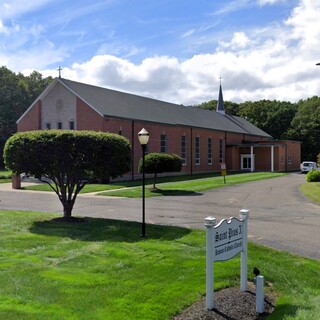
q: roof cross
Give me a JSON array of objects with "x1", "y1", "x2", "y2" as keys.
[{"x1": 57, "y1": 66, "x2": 62, "y2": 78}]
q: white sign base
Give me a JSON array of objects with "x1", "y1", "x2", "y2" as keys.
[{"x1": 205, "y1": 209, "x2": 249, "y2": 310}]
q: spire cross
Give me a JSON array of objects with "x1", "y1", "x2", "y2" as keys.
[
  {"x1": 219, "y1": 76, "x2": 222, "y2": 85},
  {"x1": 57, "y1": 66, "x2": 62, "y2": 78}
]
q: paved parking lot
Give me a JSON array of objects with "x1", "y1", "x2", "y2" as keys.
[{"x1": 0, "y1": 173, "x2": 319, "y2": 259}]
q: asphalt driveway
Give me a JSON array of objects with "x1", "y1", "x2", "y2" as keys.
[{"x1": 0, "y1": 173, "x2": 319, "y2": 260}]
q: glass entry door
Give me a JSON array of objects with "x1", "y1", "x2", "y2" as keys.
[{"x1": 241, "y1": 154, "x2": 255, "y2": 170}]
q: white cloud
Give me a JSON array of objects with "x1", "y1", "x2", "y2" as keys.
[
  {"x1": 24, "y1": 0, "x2": 320, "y2": 105},
  {"x1": 219, "y1": 32, "x2": 251, "y2": 50},
  {"x1": 257, "y1": 0, "x2": 283, "y2": 5},
  {"x1": 0, "y1": 0, "x2": 53, "y2": 19},
  {"x1": 285, "y1": 0, "x2": 320, "y2": 58},
  {"x1": 181, "y1": 29, "x2": 196, "y2": 38},
  {"x1": 212, "y1": 0, "x2": 251, "y2": 16},
  {"x1": 0, "y1": 19, "x2": 9, "y2": 34}
]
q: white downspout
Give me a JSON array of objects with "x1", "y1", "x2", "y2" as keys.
[
  {"x1": 271, "y1": 146, "x2": 274, "y2": 172},
  {"x1": 250, "y1": 146, "x2": 254, "y2": 172}
]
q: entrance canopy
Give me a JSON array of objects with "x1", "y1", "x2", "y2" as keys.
[{"x1": 227, "y1": 140, "x2": 301, "y2": 172}]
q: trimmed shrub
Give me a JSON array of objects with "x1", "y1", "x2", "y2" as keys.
[
  {"x1": 4, "y1": 130, "x2": 131, "y2": 219},
  {"x1": 140, "y1": 153, "x2": 182, "y2": 174},
  {"x1": 139, "y1": 152, "x2": 182, "y2": 189},
  {"x1": 306, "y1": 170, "x2": 320, "y2": 182}
]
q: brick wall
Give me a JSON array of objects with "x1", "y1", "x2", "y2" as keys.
[
  {"x1": 17, "y1": 101, "x2": 41, "y2": 132},
  {"x1": 17, "y1": 85, "x2": 301, "y2": 178}
]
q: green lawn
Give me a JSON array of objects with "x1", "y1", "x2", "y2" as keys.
[
  {"x1": 300, "y1": 182, "x2": 320, "y2": 203},
  {"x1": 100, "y1": 172, "x2": 287, "y2": 197},
  {"x1": 0, "y1": 210, "x2": 318, "y2": 319},
  {"x1": 22, "y1": 183, "x2": 124, "y2": 193},
  {"x1": 24, "y1": 172, "x2": 287, "y2": 197},
  {"x1": 0, "y1": 169, "x2": 12, "y2": 183}
]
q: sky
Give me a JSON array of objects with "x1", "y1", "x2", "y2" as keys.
[{"x1": 1, "y1": 0, "x2": 320, "y2": 105}]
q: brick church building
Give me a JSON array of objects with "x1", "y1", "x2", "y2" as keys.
[{"x1": 17, "y1": 77, "x2": 301, "y2": 180}]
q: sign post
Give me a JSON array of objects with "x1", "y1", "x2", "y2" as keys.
[
  {"x1": 204, "y1": 216, "x2": 216, "y2": 310},
  {"x1": 205, "y1": 209, "x2": 249, "y2": 310},
  {"x1": 220, "y1": 163, "x2": 227, "y2": 184},
  {"x1": 239, "y1": 209, "x2": 249, "y2": 291}
]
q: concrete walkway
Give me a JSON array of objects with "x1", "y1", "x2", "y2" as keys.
[{"x1": 0, "y1": 173, "x2": 319, "y2": 260}]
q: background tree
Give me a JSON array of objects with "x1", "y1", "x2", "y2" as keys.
[
  {"x1": 4, "y1": 130, "x2": 131, "y2": 221},
  {"x1": 196, "y1": 100, "x2": 240, "y2": 115},
  {"x1": 238, "y1": 100, "x2": 297, "y2": 139},
  {"x1": 139, "y1": 153, "x2": 182, "y2": 190},
  {"x1": 287, "y1": 96, "x2": 320, "y2": 161},
  {"x1": 0, "y1": 67, "x2": 53, "y2": 167}
]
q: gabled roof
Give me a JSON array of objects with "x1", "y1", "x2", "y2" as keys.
[{"x1": 19, "y1": 77, "x2": 272, "y2": 138}]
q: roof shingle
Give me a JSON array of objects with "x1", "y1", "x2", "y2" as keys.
[{"x1": 59, "y1": 78, "x2": 271, "y2": 138}]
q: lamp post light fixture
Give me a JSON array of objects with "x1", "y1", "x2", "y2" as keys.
[{"x1": 138, "y1": 128, "x2": 150, "y2": 237}]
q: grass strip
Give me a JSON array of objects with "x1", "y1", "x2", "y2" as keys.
[
  {"x1": 23, "y1": 172, "x2": 286, "y2": 196},
  {"x1": 22, "y1": 183, "x2": 124, "y2": 193},
  {"x1": 0, "y1": 169, "x2": 12, "y2": 182},
  {"x1": 99, "y1": 172, "x2": 287, "y2": 197},
  {"x1": 300, "y1": 182, "x2": 320, "y2": 203},
  {"x1": 0, "y1": 210, "x2": 318, "y2": 319}
]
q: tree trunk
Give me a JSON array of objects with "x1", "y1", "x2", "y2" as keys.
[
  {"x1": 62, "y1": 201, "x2": 74, "y2": 221},
  {"x1": 151, "y1": 173, "x2": 158, "y2": 192}
]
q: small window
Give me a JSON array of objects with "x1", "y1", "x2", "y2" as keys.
[
  {"x1": 160, "y1": 134, "x2": 166, "y2": 153},
  {"x1": 219, "y1": 139, "x2": 224, "y2": 163},
  {"x1": 195, "y1": 136, "x2": 200, "y2": 165},
  {"x1": 288, "y1": 155, "x2": 293, "y2": 164},
  {"x1": 46, "y1": 123, "x2": 51, "y2": 130},
  {"x1": 57, "y1": 122, "x2": 62, "y2": 129},
  {"x1": 208, "y1": 138, "x2": 212, "y2": 165},
  {"x1": 181, "y1": 136, "x2": 187, "y2": 165},
  {"x1": 69, "y1": 121, "x2": 75, "y2": 130}
]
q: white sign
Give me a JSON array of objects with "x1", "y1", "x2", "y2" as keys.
[
  {"x1": 214, "y1": 218, "x2": 243, "y2": 261},
  {"x1": 204, "y1": 209, "x2": 249, "y2": 310}
]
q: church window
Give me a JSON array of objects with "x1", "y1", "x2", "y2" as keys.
[
  {"x1": 160, "y1": 134, "x2": 166, "y2": 153},
  {"x1": 208, "y1": 138, "x2": 212, "y2": 165},
  {"x1": 195, "y1": 136, "x2": 200, "y2": 165},
  {"x1": 181, "y1": 136, "x2": 186, "y2": 165}
]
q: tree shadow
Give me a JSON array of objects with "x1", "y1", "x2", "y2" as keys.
[
  {"x1": 150, "y1": 189, "x2": 202, "y2": 196},
  {"x1": 29, "y1": 217, "x2": 191, "y2": 243},
  {"x1": 243, "y1": 291, "x2": 309, "y2": 319},
  {"x1": 270, "y1": 303, "x2": 311, "y2": 319}
]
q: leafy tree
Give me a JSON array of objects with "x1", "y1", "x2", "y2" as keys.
[
  {"x1": 287, "y1": 96, "x2": 320, "y2": 160},
  {"x1": 238, "y1": 100, "x2": 297, "y2": 139},
  {"x1": 0, "y1": 66, "x2": 53, "y2": 167},
  {"x1": 139, "y1": 153, "x2": 182, "y2": 190},
  {"x1": 4, "y1": 130, "x2": 131, "y2": 221},
  {"x1": 196, "y1": 100, "x2": 240, "y2": 115}
]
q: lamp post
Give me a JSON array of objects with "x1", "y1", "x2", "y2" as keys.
[{"x1": 138, "y1": 128, "x2": 149, "y2": 237}]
